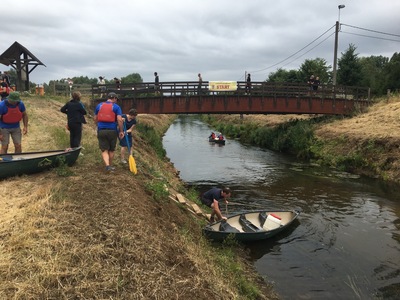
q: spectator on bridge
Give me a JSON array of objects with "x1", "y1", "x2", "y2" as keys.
[
  {"x1": 114, "y1": 77, "x2": 121, "y2": 90},
  {"x1": 98, "y1": 76, "x2": 106, "y2": 98},
  {"x1": 312, "y1": 76, "x2": 320, "y2": 93},
  {"x1": 197, "y1": 73, "x2": 203, "y2": 95},
  {"x1": 307, "y1": 75, "x2": 315, "y2": 90},
  {"x1": 246, "y1": 73, "x2": 251, "y2": 94},
  {"x1": 154, "y1": 72, "x2": 160, "y2": 95}
]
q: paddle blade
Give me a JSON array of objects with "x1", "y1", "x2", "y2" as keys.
[{"x1": 129, "y1": 155, "x2": 137, "y2": 175}]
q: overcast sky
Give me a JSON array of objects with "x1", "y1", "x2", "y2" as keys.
[{"x1": 2, "y1": 0, "x2": 399, "y2": 84}]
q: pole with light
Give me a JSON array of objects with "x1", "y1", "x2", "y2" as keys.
[{"x1": 332, "y1": 4, "x2": 345, "y2": 86}]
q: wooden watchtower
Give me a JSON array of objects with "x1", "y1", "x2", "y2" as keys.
[{"x1": 0, "y1": 41, "x2": 46, "y2": 91}]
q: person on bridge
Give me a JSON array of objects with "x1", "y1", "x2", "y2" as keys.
[
  {"x1": 197, "y1": 73, "x2": 203, "y2": 95},
  {"x1": 114, "y1": 77, "x2": 121, "y2": 90},
  {"x1": 94, "y1": 92, "x2": 124, "y2": 172},
  {"x1": 201, "y1": 187, "x2": 231, "y2": 223},
  {"x1": 246, "y1": 73, "x2": 251, "y2": 94},
  {"x1": 312, "y1": 76, "x2": 320, "y2": 93},
  {"x1": 98, "y1": 76, "x2": 106, "y2": 98},
  {"x1": 154, "y1": 72, "x2": 160, "y2": 95}
]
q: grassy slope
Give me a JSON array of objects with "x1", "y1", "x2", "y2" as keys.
[{"x1": 0, "y1": 95, "x2": 277, "y2": 299}]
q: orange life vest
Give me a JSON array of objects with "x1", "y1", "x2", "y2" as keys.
[
  {"x1": 97, "y1": 102, "x2": 115, "y2": 122},
  {"x1": 2, "y1": 101, "x2": 23, "y2": 123}
]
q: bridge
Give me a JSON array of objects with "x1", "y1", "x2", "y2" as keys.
[{"x1": 91, "y1": 81, "x2": 371, "y2": 115}]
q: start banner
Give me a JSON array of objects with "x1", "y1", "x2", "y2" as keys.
[{"x1": 208, "y1": 81, "x2": 237, "y2": 92}]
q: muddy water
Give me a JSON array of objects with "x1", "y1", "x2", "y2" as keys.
[{"x1": 163, "y1": 115, "x2": 400, "y2": 299}]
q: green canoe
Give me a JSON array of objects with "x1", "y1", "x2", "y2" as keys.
[
  {"x1": 0, "y1": 147, "x2": 81, "y2": 179},
  {"x1": 203, "y1": 209, "x2": 301, "y2": 242}
]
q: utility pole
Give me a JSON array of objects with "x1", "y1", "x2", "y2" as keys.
[
  {"x1": 332, "y1": 5, "x2": 345, "y2": 86},
  {"x1": 332, "y1": 21, "x2": 340, "y2": 86}
]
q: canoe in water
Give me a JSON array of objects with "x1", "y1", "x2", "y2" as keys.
[{"x1": 203, "y1": 209, "x2": 300, "y2": 242}]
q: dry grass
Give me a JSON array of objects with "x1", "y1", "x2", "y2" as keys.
[{"x1": 0, "y1": 95, "x2": 274, "y2": 299}]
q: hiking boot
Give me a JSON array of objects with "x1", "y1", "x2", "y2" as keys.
[
  {"x1": 209, "y1": 216, "x2": 215, "y2": 223},
  {"x1": 105, "y1": 166, "x2": 115, "y2": 172}
]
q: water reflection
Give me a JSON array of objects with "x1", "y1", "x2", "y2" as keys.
[{"x1": 163, "y1": 115, "x2": 400, "y2": 299}]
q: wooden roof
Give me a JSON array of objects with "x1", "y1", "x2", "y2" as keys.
[{"x1": 0, "y1": 41, "x2": 46, "y2": 68}]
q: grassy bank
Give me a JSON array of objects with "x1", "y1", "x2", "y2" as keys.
[
  {"x1": 202, "y1": 95, "x2": 400, "y2": 184},
  {"x1": 0, "y1": 95, "x2": 277, "y2": 299}
]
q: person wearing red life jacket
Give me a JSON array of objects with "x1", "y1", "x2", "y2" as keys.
[
  {"x1": 94, "y1": 92, "x2": 124, "y2": 172},
  {"x1": 0, "y1": 91, "x2": 29, "y2": 154}
]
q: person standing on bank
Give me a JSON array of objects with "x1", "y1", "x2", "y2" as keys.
[
  {"x1": 0, "y1": 76, "x2": 10, "y2": 100},
  {"x1": 201, "y1": 187, "x2": 231, "y2": 223},
  {"x1": 119, "y1": 108, "x2": 138, "y2": 164},
  {"x1": 94, "y1": 92, "x2": 124, "y2": 172},
  {"x1": 0, "y1": 92, "x2": 28, "y2": 154},
  {"x1": 60, "y1": 91, "x2": 87, "y2": 148}
]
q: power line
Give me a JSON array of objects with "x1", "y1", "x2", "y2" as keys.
[
  {"x1": 248, "y1": 24, "x2": 335, "y2": 75},
  {"x1": 279, "y1": 32, "x2": 335, "y2": 69},
  {"x1": 241, "y1": 23, "x2": 399, "y2": 81},
  {"x1": 341, "y1": 23, "x2": 400, "y2": 38},
  {"x1": 341, "y1": 31, "x2": 400, "y2": 43}
]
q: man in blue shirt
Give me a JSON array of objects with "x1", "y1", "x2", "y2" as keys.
[
  {"x1": 201, "y1": 187, "x2": 231, "y2": 223},
  {"x1": 94, "y1": 92, "x2": 124, "y2": 172},
  {"x1": 0, "y1": 92, "x2": 28, "y2": 154}
]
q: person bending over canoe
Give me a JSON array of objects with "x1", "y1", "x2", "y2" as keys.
[{"x1": 201, "y1": 187, "x2": 231, "y2": 223}]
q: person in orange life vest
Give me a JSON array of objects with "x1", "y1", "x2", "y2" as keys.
[
  {"x1": 209, "y1": 132, "x2": 216, "y2": 139},
  {"x1": 60, "y1": 91, "x2": 87, "y2": 148},
  {"x1": 0, "y1": 92, "x2": 28, "y2": 154},
  {"x1": 218, "y1": 133, "x2": 224, "y2": 140},
  {"x1": 1, "y1": 77, "x2": 10, "y2": 100},
  {"x1": 94, "y1": 92, "x2": 124, "y2": 172}
]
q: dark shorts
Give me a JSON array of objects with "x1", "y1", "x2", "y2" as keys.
[
  {"x1": 119, "y1": 135, "x2": 133, "y2": 147},
  {"x1": 201, "y1": 197, "x2": 213, "y2": 207},
  {"x1": 97, "y1": 129, "x2": 118, "y2": 151}
]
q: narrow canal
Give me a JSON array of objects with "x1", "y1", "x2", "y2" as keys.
[{"x1": 162, "y1": 115, "x2": 400, "y2": 299}]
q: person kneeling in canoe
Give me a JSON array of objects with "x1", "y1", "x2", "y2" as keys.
[{"x1": 201, "y1": 187, "x2": 231, "y2": 223}]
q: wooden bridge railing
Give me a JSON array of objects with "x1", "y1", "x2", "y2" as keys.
[{"x1": 91, "y1": 81, "x2": 370, "y2": 102}]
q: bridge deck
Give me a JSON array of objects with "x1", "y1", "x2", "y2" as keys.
[{"x1": 91, "y1": 81, "x2": 371, "y2": 115}]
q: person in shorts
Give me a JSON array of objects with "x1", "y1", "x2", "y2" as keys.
[
  {"x1": 0, "y1": 91, "x2": 28, "y2": 154},
  {"x1": 119, "y1": 108, "x2": 138, "y2": 164},
  {"x1": 94, "y1": 92, "x2": 124, "y2": 172},
  {"x1": 201, "y1": 187, "x2": 231, "y2": 223}
]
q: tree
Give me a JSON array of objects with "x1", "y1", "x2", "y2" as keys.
[
  {"x1": 267, "y1": 68, "x2": 301, "y2": 83},
  {"x1": 337, "y1": 44, "x2": 363, "y2": 86},
  {"x1": 383, "y1": 52, "x2": 400, "y2": 93},
  {"x1": 298, "y1": 58, "x2": 331, "y2": 84},
  {"x1": 121, "y1": 73, "x2": 143, "y2": 84},
  {"x1": 359, "y1": 55, "x2": 389, "y2": 95}
]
